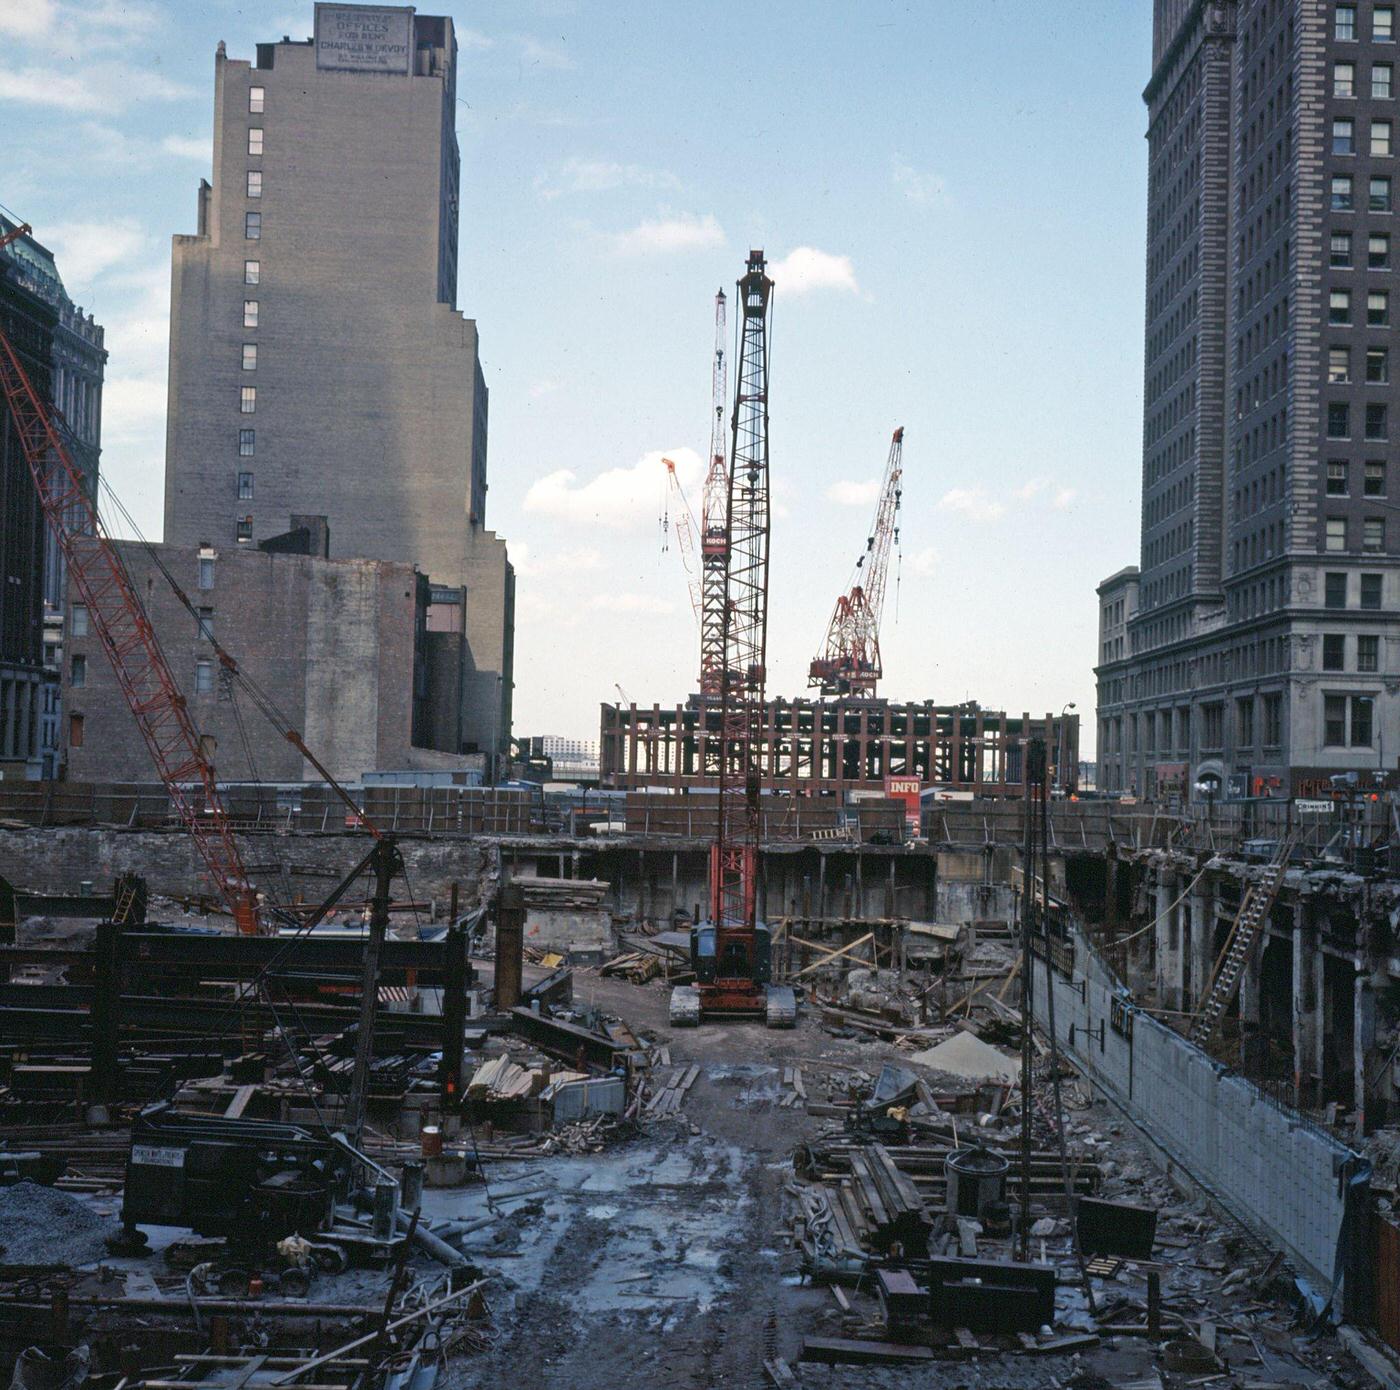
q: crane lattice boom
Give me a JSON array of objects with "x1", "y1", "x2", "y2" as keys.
[
  {"x1": 699, "y1": 288, "x2": 729, "y2": 697},
  {"x1": 0, "y1": 222, "x2": 261, "y2": 933},
  {"x1": 710, "y1": 251, "x2": 772, "y2": 998},
  {"x1": 809, "y1": 427, "x2": 904, "y2": 697},
  {"x1": 661, "y1": 457, "x2": 702, "y2": 623}
]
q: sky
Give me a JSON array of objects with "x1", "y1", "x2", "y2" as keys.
[{"x1": 1, "y1": 0, "x2": 1151, "y2": 754}]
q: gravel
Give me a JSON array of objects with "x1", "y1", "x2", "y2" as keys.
[{"x1": 0, "y1": 1182, "x2": 111, "y2": 1267}]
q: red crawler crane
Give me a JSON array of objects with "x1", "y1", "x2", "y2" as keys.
[
  {"x1": 670, "y1": 251, "x2": 794, "y2": 1029},
  {"x1": 0, "y1": 221, "x2": 265, "y2": 930},
  {"x1": 809, "y1": 427, "x2": 905, "y2": 697}
]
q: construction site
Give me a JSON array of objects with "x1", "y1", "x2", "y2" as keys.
[{"x1": 6, "y1": 1, "x2": 1400, "y2": 1386}]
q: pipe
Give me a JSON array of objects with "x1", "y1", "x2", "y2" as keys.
[{"x1": 394, "y1": 1208, "x2": 466, "y2": 1267}]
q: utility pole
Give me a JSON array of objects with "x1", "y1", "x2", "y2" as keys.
[{"x1": 345, "y1": 835, "x2": 404, "y2": 1147}]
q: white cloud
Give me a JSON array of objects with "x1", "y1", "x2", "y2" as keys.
[
  {"x1": 606, "y1": 213, "x2": 725, "y2": 256},
  {"x1": 826, "y1": 478, "x2": 880, "y2": 507},
  {"x1": 516, "y1": 35, "x2": 574, "y2": 69},
  {"x1": 1052, "y1": 486, "x2": 1078, "y2": 510},
  {"x1": 0, "y1": 60, "x2": 192, "y2": 112},
  {"x1": 0, "y1": 0, "x2": 54, "y2": 38},
  {"x1": 535, "y1": 157, "x2": 681, "y2": 200},
  {"x1": 529, "y1": 378, "x2": 561, "y2": 398},
  {"x1": 100, "y1": 375, "x2": 165, "y2": 449},
  {"x1": 892, "y1": 155, "x2": 946, "y2": 205},
  {"x1": 1012, "y1": 478, "x2": 1048, "y2": 502},
  {"x1": 161, "y1": 134, "x2": 209, "y2": 161},
  {"x1": 907, "y1": 546, "x2": 937, "y2": 577},
  {"x1": 588, "y1": 592, "x2": 673, "y2": 615},
  {"x1": 46, "y1": 217, "x2": 149, "y2": 286},
  {"x1": 457, "y1": 28, "x2": 495, "y2": 50},
  {"x1": 513, "y1": 542, "x2": 603, "y2": 578},
  {"x1": 524, "y1": 447, "x2": 703, "y2": 529},
  {"x1": 768, "y1": 246, "x2": 859, "y2": 297},
  {"x1": 939, "y1": 487, "x2": 1007, "y2": 523}
]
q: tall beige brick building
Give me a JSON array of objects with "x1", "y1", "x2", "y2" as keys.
[{"x1": 160, "y1": 3, "x2": 512, "y2": 763}]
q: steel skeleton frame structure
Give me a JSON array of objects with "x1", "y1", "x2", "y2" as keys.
[
  {"x1": 810, "y1": 427, "x2": 904, "y2": 696},
  {"x1": 706, "y1": 251, "x2": 773, "y2": 1014}
]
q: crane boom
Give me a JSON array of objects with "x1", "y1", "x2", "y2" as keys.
[
  {"x1": 661, "y1": 457, "x2": 702, "y2": 624},
  {"x1": 0, "y1": 222, "x2": 261, "y2": 933},
  {"x1": 698, "y1": 288, "x2": 728, "y2": 697},
  {"x1": 809, "y1": 427, "x2": 904, "y2": 697}
]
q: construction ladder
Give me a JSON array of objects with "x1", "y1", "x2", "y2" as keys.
[{"x1": 1187, "y1": 829, "x2": 1300, "y2": 1050}]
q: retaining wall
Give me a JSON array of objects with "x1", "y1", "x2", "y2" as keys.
[{"x1": 1031, "y1": 927, "x2": 1359, "y2": 1288}]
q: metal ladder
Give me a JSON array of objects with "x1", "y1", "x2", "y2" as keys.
[
  {"x1": 111, "y1": 878, "x2": 139, "y2": 926},
  {"x1": 1188, "y1": 830, "x2": 1299, "y2": 1050}
]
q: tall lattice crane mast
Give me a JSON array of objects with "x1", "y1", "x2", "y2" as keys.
[
  {"x1": 0, "y1": 222, "x2": 261, "y2": 934},
  {"x1": 698, "y1": 288, "x2": 729, "y2": 697},
  {"x1": 809, "y1": 427, "x2": 905, "y2": 697}
]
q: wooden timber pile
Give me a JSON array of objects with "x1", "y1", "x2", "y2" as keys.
[
  {"x1": 826, "y1": 1143, "x2": 932, "y2": 1257},
  {"x1": 519, "y1": 877, "x2": 608, "y2": 909}
]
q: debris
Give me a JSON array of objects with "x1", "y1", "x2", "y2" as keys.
[{"x1": 907, "y1": 1031, "x2": 1020, "y2": 1083}]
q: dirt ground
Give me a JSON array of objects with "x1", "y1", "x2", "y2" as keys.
[{"x1": 440, "y1": 969, "x2": 1355, "y2": 1390}]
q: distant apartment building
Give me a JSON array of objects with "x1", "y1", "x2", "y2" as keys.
[
  {"x1": 1097, "y1": 0, "x2": 1400, "y2": 800},
  {"x1": 158, "y1": 3, "x2": 512, "y2": 766}
]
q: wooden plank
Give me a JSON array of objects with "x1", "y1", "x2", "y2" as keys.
[{"x1": 800, "y1": 1338, "x2": 936, "y2": 1366}]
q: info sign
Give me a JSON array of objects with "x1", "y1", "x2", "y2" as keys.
[{"x1": 315, "y1": 4, "x2": 413, "y2": 73}]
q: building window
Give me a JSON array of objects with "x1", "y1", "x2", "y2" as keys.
[
  {"x1": 238, "y1": 428, "x2": 255, "y2": 456},
  {"x1": 1365, "y1": 516, "x2": 1386, "y2": 550},
  {"x1": 244, "y1": 260, "x2": 260, "y2": 285},
  {"x1": 1335, "y1": 117, "x2": 1357, "y2": 154},
  {"x1": 248, "y1": 127, "x2": 263, "y2": 156},
  {"x1": 195, "y1": 659, "x2": 215, "y2": 694},
  {"x1": 1325, "y1": 694, "x2": 1348, "y2": 746},
  {"x1": 70, "y1": 603, "x2": 88, "y2": 637},
  {"x1": 1324, "y1": 634, "x2": 1346, "y2": 671},
  {"x1": 1370, "y1": 289, "x2": 1390, "y2": 325},
  {"x1": 237, "y1": 471, "x2": 254, "y2": 500},
  {"x1": 249, "y1": 85, "x2": 265, "y2": 113},
  {"x1": 198, "y1": 555, "x2": 215, "y2": 590},
  {"x1": 1359, "y1": 634, "x2": 1380, "y2": 672},
  {"x1": 1328, "y1": 460, "x2": 1350, "y2": 495},
  {"x1": 1371, "y1": 232, "x2": 1391, "y2": 268},
  {"x1": 1236, "y1": 696, "x2": 1255, "y2": 747},
  {"x1": 197, "y1": 607, "x2": 214, "y2": 641},
  {"x1": 1368, "y1": 347, "x2": 1389, "y2": 383},
  {"x1": 1362, "y1": 572, "x2": 1384, "y2": 607},
  {"x1": 70, "y1": 654, "x2": 86, "y2": 688},
  {"x1": 1327, "y1": 517, "x2": 1348, "y2": 551},
  {"x1": 244, "y1": 300, "x2": 258, "y2": 329},
  {"x1": 1376, "y1": 62, "x2": 1394, "y2": 99},
  {"x1": 1372, "y1": 176, "x2": 1392, "y2": 212},
  {"x1": 1376, "y1": 119, "x2": 1394, "y2": 156},
  {"x1": 1331, "y1": 289, "x2": 1352, "y2": 323},
  {"x1": 1367, "y1": 401, "x2": 1388, "y2": 439},
  {"x1": 1329, "y1": 346, "x2": 1351, "y2": 383},
  {"x1": 1352, "y1": 695, "x2": 1375, "y2": 746},
  {"x1": 1263, "y1": 693, "x2": 1282, "y2": 747},
  {"x1": 1366, "y1": 460, "x2": 1387, "y2": 496},
  {"x1": 1326, "y1": 571, "x2": 1348, "y2": 608},
  {"x1": 240, "y1": 386, "x2": 256, "y2": 414},
  {"x1": 1332, "y1": 176, "x2": 1355, "y2": 212},
  {"x1": 1339, "y1": 4, "x2": 1358, "y2": 40},
  {"x1": 1203, "y1": 703, "x2": 1223, "y2": 750},
  {"x1": 246, "y1": 170, "x2": 263, "y2": 198},
  {"x1": 1338, "y1": 60, "x2": 1357, "y2": 96},
  {"x1": 1332, "y1": 231, "x2": 1354, "y2": 267},
  {"x1": 236, "y1": 516, "x2": 253, "y2": 543},
  {"x1": 68, "y1": 713, "x2": 83, "y2": 749},
  {"x1": 244, "y1": 211, "x2": 261, "y2": 240},
  {"x1": 241, "y1": 343, "x2": 257, "y2": 371},
  {"x1": 1328, "y1": 402, "x2": 1351, "y2": 438},
  {"x1": 1380, "y1": 6, "x2": 1396, "y2": 41}
]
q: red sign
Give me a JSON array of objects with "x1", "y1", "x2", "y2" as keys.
[{"x1": 884, "y1": 776, "x2": 923, "y2": 831}]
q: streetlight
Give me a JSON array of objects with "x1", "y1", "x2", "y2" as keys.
[{"x1": 1057, "y1": 702, "x2": 1077, "y2": 795}]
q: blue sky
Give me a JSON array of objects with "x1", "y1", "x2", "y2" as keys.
[{"x1": 2, "y1": 0, "x2": 1151, "y2": 750}]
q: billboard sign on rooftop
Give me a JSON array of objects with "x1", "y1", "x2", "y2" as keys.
[{"x1": 314, "y1": 4, "x2": 413, "y2": 74}]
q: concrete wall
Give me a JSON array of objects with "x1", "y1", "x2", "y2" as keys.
[
  {"x1": 0, "y1": 825, "x2": 495, "y2": 911},
  {"x1": 64, "y1": 542, "x2": 421, "y2": 784},
  {"x1": 1032, "y1": 925, "x2": 1358, "y2": 1288}
]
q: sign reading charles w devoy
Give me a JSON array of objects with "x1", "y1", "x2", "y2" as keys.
[{"x1": 314, "y1": 4, "x2": 413, "y2": 73}]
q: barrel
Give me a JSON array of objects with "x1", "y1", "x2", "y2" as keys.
[{"x1": 944, "y1": 1145, "x2": 1009, "y2": 1218}]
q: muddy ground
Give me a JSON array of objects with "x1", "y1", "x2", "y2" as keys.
[{"x1": 439, "y1": 969, "x2": 1356, "y2": 1390}]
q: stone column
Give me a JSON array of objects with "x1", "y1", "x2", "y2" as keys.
[
  {"x1": 1355, "y1": 955, "x2": 1375, "y2": 1138},
  {"x1": 1238, "y1": 898, "x2": 1264, "y2": 1073},
  {"x1": 1154, "y1": 869, "x2": 1182, "y2": 1012},
  {"x1": 1189, "y1": 876, "x2": 1215, "y2": 1012},
  {"x1": 1292, "y1": 901, "x2": 1321, "y2": 1109}
]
